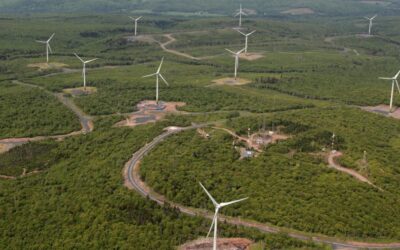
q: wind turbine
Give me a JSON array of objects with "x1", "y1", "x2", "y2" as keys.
[
  {"x1": 129, "y1": 16, "x2": 142, "y2": 36},
  {"x1": 234, "y1": 4, "x2": 247, "y2": 27},
  {"x1": 36, "y1": 33, "x2": 55, "y2": 63},
  {"x1": 379, "y1": 69, "x2": 400, "y2": 112},
  {"x1": 143, "y1": 58, "x2": 169, "y2": 104},
  {"x1": 74, "y1": 53, "x2": 98, "y2": 91},
  {"x1": 237, "y1": 30, "x2": 256, "y2": 54},
  {"x1": 199, "y1": 182, "x2": 248, "y2": 250},
  {"x1": 364, "y1": 15, "x2": 377, "y2": 36},
  {"x1": 226, "y1": 48, "x2": 245, "y2": 80}
]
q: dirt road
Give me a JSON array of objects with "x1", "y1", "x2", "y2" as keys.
[{"x1": 327, "y1": 151, "x2": 381, "y2": 190}]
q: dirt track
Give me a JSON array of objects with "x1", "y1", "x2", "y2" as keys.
[{"x1": 327, "y1": 151, "x2": 381, "y2": 190}]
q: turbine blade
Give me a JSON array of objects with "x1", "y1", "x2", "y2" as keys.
[
  {"x1": 236, "y1": 29, "x2": 246, "y2": 36},
  {"x1": 379, "y1": 77, "x2": 392, "y2": 80},
  {"x1": 372, "y1": 14, "x2": 377, "y2": 19},
  {"x1": 36, "y1": 40, "x2": 47, "y2": 44},
  {"x1": 219, "y1": 197, "x2": 248, "y2": 208},
  {"x1": 47, "y1": 33, "x2": 55, "y2": 42},
  {"x1": 136, "y1": 16, "x2": 143, "y2": 21},
  {"x1": 74, "y1": 53, "x2": 84, "y2": 63},
  {"x1": 234, "y1": 12, "x2": 240, "y2": 17},
  {"x1": 129, "y1": 16, "x2": 135, "y2": 20},
  {"x1": 238, "y1": 48, "x2": 246, "y2": 54},
  {"x1": 225, "y1": 49, "x2": 236, "y2": 54},
  {"x1": 206, "y1": 213, "x2": 216, "y2": 238},
  {"x1": 159, "y1": 74, "x2": 169, "y2": 86},
  {"x1": 85, "y1": 58, "x2": 98, "y2": 64},
  {"x1": 199, "y1": 182, "x2": 218, "y2": 207},
  {"x1": 396, "y1": 80, "x2": 400, "y2": 94},
  {"x1": 143, "y1": 73, "x2": 157, "y2": 78},
  {"x1": 241, "y1": 11, "x2": 248, "y2": 16},
  {"x1": 248, "y1": 30, "x2": 256, "y2": 36},
  {"x1": 47, "y1": 43, "x2": 53, "y2": 54},
  {"x1": 157, "y1": 57, "x2": 164, "y2": 74},
  {"x1": 394, "y1": 69, "x2": 400, "y2": 79}
]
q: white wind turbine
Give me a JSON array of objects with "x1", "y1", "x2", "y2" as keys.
[
  {"x1": 36, "y1": 33, "x2": 55, "y2": 63},
  {"x1": 379, "y1": 69, "x2": 400, "y2": 111},
  {"x1": 199, "y1": 182, "x2": 248, "y2": 250},
  {"x1": 237, "y1": 30, "x2": 256, "y2": 54},
  {"x1": 226, "y1": 48, "x2": 245, "y2": 80},
  {"x1": 74, "y1": 53, "x2": 98, "y2": 90},
  {"x1": 129, "y1": 16, "x2": 143, "y2": 36},
  {"x1": 143, "y1": 58, "x2": 169, "y2": 104},
  {"x1": 365, "y1": 15, "x2": 377, "y2": 36},
  {"x1": 234, "y1": 4, "x2": 247, "y2": 27}
]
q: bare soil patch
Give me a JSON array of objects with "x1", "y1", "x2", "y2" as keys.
[
  {"x1": 211, "y1": 78, "x2": 251, "y2": 86},
  {"x1": 239, "y1": 52, "x2": 264, "y2": 61},
  {"x1": 28, "y1": 62, "x2": 68, "y2": 71},
  {"x1": 63, "y1": 87, "x2": 97, "y2": 96},
  {"x1": 179, "y1": 238, "x2": 253, "y2": 250},
  {"x1": 250, "y1": 132, "x2": 289, "y2": 151},
  {"x1": 361, "y1": 105, "x2": 400, "y2": 120},
  {"x1": 115, "y1": 100, "x2": 186, "y2": 128},
  {"x1": 0, "y1": 144, "x2": 8, "y2": 154},
  {"x1": 281, "y1": 8, "x2": 315, "y2": 15},
  {"x1": 126, "y1": 35, "x2": 156, "y2": 44}
]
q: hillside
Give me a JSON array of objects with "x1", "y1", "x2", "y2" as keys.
[{"x1": 0, "y1": 0, "x2": 398, "y2": 16}]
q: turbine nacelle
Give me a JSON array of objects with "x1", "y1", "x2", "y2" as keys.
[
  {"x1": 129, "y1": 16, "x2": 143, "y2": 22},
  {"x1": 142, "y1": 58, "x2": 169, "y2": 103},
  {"x1": 379, "y1": 69, "x2": 400, "y2": 111},
  {"x1": 74, "y1": 53, "x2": 98, "y2": 89},
  {"x1": 199, "y1": 182, "x2": 247, "y2": 250},
  {"x1": 35, "y1": 33, "x2": 55, "y2": 63}
]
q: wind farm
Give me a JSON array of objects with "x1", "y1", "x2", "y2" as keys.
[{"x1": 2, "y1": 1, "x2": 400, "y2": 250}]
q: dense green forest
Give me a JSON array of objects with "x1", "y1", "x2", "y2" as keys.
[
  {"x1": 0, "y1": 83, "x2": 80, "y2": 138},
  {"x1": 0, "y1": 118, "x2": 328, "y2": 249},
  {"x1": 140, "y1": 107, "x2": 400, "y2": 239}
]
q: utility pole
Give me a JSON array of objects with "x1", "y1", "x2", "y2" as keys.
[{"x1": 331, "y1": 133, "x2": 336, "y2": 152}]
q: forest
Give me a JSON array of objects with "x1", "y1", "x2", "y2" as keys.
[
  {"x1": 1, "y1": 10, "x2": 400, "y2": 250},
  {"x1": 140, "y1": 108, "x2": 400, "y2": 239},
  {"x1": 0, "y1": 83, "x2": 80, "y2": 139}
]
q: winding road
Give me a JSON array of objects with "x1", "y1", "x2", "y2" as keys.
[
  {"x1": 328, "y1": 151, "x2": 380, "y2": 190},
  {"x1": 124, "y1": 125, "x2": 400, "y2": 250}
]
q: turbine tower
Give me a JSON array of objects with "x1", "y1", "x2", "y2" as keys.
[
  {"x1": 237, "y1": 30, "x2": 256, "y2": 54},
  {"x1": 143, "y1": 58, "x2": 169, "y2": 104},
  {"x1": 36, "y1": 33, "x2": 55, "y2": 63},
  {"x1": 379, "y1": 69, "x2": 400, "y2": 112},
  {"x1": 74, "y1": 53, "x2": 98, "y2": 90},
  {"x1": 129, "y1": 16, "x2": 142, "y2": 36},
  {"x1": 365, "y1": 15, "x2": 377, "y2": 36},
  {"x1": 234, "y1": 4, "x2": 247, "y2": 27},
  {"x1": 199, "y1": 182, "x2": 248, "y2": 250},
  {"x1": 226, "y1": 48, "x2": 245, "y2": 80}
]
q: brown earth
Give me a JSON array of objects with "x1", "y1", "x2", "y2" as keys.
[
  {"x1": 115, "y1": 100, "x2": 187, "y2": 128},
  {"x1": 361, "y1": 105, "x2": 400, "y2": 120},
  {"x1": 27, "y1": 62, "x2": 68, "y2": 71},
  {"x1": 178, "y1": 238, "x2": 253, "y2": 250},
  {"x1": 63, "y1": 87, "x2": 97, "y2": 96},
  {"x1": 211, "y1": 78, "x2": 251, "y2": 86}
]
